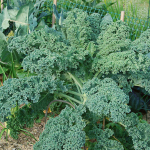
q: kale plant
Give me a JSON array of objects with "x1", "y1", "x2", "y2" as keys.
[{"x1": 1, "y1": 8, "x2": 150, "y2": 149}]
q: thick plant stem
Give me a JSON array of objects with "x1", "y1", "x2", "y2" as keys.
[
  {"x1": 43, "y1": 100, "x2": 75, "y2": 131},
  {"x1": 58, "y1": 93, "x2": 82, "y2": 104}
]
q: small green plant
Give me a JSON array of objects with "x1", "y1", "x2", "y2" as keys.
[
  {"x1": 0, "y1": 103, "x2": 38, "y2": 141},
  {"x1": 0, "y1": 122, "x2": 10, "y2": 141},
  {"x1": 5, "y1": 103, "x2": 46, "y2": 140}
]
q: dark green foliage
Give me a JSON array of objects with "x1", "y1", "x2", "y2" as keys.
[
  {"x1": 121, "y1": 113, "x2": 150, "y2": 150},
  {"x1": 129, "y1": 87, "x2": 148, "y2": 113},
  {"x1": 6, "y1": 104, "x2": 45, "y2": 139},
  {"x1": 88, "y1": 126, "x2": 124, "y2": 150},
  {"x1": 106, "y1": 122, "x2": 134, "y2": 150},
  {"x1": 30, "y1": 92, "x2": 54, "y2": 114}
]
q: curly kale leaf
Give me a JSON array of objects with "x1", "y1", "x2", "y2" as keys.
[
  {"x1": 100, "y1": 13, "x2": 113, "y2": 32},
  {"x1": 21, "y1": 45, "x2": 88, "y2": 75},
  {"x1": 121, "y1": 113, "x2": 150, "y2": 150},
  {"x1": 0, "y1": 75, "x2": 65, "y2": 122},
  {"x1": 128, "y1": 123, "x2": 150, "y2": 150},
  {"x1": 61, "y1": 8, "x2": 94, "y2": 48},
  {"x1": 8, "y1": 26, "x2": 89, "y2": 76},
  {"x1": 56, "y1": 8, "x2": 102, "y2": 45},
  {"x1": 92, "y1": 20, "x2": 150, "y2": 76},
  {"x1": 93, "y1": 50, "x2": 150, "y2": 75},
  {"x1": 96, "y1": 20, "x2": 131, "y2": 56},
  {"x1": 88, "y1": 125, "x2": 124, "y2": 150},
  {"x1": 8, "y1": 27, "x2": 65, "y2": 55},
  {"x1": 130, "y1": 29, "x2": 150, "y2": 54},
  {"x1": 87, "y1": 13, "x2": 102, "y2": 41},
  {"x1": 92, "y1": 20, "x2": 147, "y2": 75},
  {"x1": 129, "y1": 71, "x2": 150, "y2": 94},
  {"x1": 33, "y1": 105, "x2": 86, "y2": 150},
  {"x1": 83, "y1": 78, "x2": 130, "y2": 122}
]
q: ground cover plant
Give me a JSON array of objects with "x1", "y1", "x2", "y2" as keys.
[{"x1": 1, "y1": 6, "x2": 150, "y2": 150}]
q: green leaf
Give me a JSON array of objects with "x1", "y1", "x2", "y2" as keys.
[
  {"x1": 17, "y1": 71, "x2": 36, "y2": 78},
  {"x1": 0, "y1": 31, "x2": 6, "y2": 41},
  {"x1": 0, "y1": 128, "x2": 7, "y2": 140},
  {"x1": 0, "y1": 67, "x2": 8, "y2": 74},
  {"x1": 95, "y1": 2, "x2": 106, "y2": 9},
  {"x1": 86, "y1": 41, "x2": 96, "y2": 57},
  {"x1": 15, "y1": 2, "x2": 34, "y2": 25},
  {"x1": 101, "y1": 13, "x2": 113, "y2": 22},
  {"x1": 0, "y1": 31, "x2": 7, "y2": 57},
  {"x1": 15, "y1": 2, "x2": 34, "y2": 35},
  {"x1": 13, "y1": 0, "x2": 24, "y2": 8},
  {"x1": 1, "y1": 49, "x2": 21, "y2": 66},
  {"x1": 35, "y1": 19, "x2": 46, "y2": 30},
  {"x1": 146, "y1": 52, "x2": 150, "y2": 59},
  {"x1": 0, "y1": 7, "x2": 10, "y2": 31},
  {"x1": 0, "y1": 50, "x2": 11, "y2": 63},
  {"x1": 129, "y1": 88, "x2": 148, "y2": 113},
  {"x1": 15, "y1": 25, "x2": 28, "y2": 36},
  {"x1": 20, "y1": 129, "x2": 37, "y2": 141},
  {"x1": 0, "y1": 122, "x2": 5, "y2": 128},
  {"x1": 29, "y1": 13, "x2": 37, "y2": 32},
  {"x1": 7, "y1": 8, "x2": 19, "y2": 20}
]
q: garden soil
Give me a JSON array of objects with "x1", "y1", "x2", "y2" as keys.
[
  {"x1": 0, "y1": 115, "x2": 49, "y2": 150},
  {"x1": 0, "y1": 108, "x2": 150, "y2": 150}
]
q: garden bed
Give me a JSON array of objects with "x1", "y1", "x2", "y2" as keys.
[
  {"x1": 1, "y1": 0, "x2": 150, "y2": 149},
  {"x1": 0, "y1": 112, "x2": 150, "y2": 150}
]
